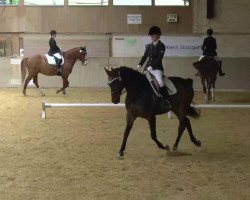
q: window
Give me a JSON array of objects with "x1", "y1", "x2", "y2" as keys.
[
  {"x1": 24, "y1": 0, "x2": 64, "y2": 6},
  {"x1": 68, "y1": 0, "x2": 108, "y2": 6},
  {"x1": 155, "y1": 0, "x2": 189, "y2": 6},
  {"x1": 113, "y1": 0, "x2": 151, "y2": 6},
  {"x1": 0, "y1": 41, "x2": 12, "y2": 57},
  {"x1": 0, "y1": 0, "x2": 19, "y2": 5}
]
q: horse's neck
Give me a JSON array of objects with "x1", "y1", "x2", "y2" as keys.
[
  {"x1": 64, "y1": 49, "x2": 79, "y2": 66},
  {"x1": 122, "y1": 72, "x2": 149, "y2": 93}
]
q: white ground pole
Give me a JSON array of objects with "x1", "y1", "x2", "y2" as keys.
[
  {"x1": 41, "y1": 101, "x2": 125, "y2": 119},
  {"x1": 41, "y1": 101, "x2": 250, "y2": 119}
]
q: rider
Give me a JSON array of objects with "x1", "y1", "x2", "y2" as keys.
[
  {"x1": 198, "y1": 28, "x2": 225, "y2": 76},
  {"x1": 48, "y1": 30, "x2": 62, "y2": 73},
  {"x1": 137, "y1": 26, "x2": 169, "y2": 101}
]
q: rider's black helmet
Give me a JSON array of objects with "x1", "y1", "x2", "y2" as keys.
[
  {"x1": 207, "y1": 28, "x2": 213, "y2": 36},
  {"x1": 50, "y1": 30, "x2": 57, "y2": 36},
  {"x1": 148, "y1": 26, "x2": 161, "y2": 36}
]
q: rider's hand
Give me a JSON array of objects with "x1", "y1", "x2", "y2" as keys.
[
  {"x1": 147, "y1": 66, "x2": 152, "y2": 71},
  {"x1": 137, "y1": 65, "x2": 142, "y2": 69}
]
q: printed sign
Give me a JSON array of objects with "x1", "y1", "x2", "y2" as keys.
[{"x1": 127, "y1": 14, "x2": 142, "y2": 24}]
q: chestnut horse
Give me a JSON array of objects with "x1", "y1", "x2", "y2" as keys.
[{"x1": 21, "y1": 46, "x2": 87, "y2": 96}]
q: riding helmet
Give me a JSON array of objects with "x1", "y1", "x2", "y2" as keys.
[
  {"x1": 207, "y1": 28, "x2": 213, "y2": 36},
  {"x1": 148, "y1": 26, "x2": 161, "y2": 36},
  {"x1": 50, "y1": 30, "x2": 57, "y2": 36}
]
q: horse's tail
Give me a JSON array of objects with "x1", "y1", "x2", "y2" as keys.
[
  {"x1": 185, "y1": 78, "x2": 201, "y2": 119},
  {"x1": 187, "y1": 104, "x2": 201, "y2": 119},
  {"x1": 186, "y1": 78, "x2": 193, "y2": 86},
  {"x1": 21, "y1": 57, "x2": 28, "y2": 84}
]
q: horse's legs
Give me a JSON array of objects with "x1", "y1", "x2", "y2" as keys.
[
  {"x1": 201, "y1": 76, "x2": 207, "y2": 101},
  {"x1": 206, "y1": 78, "x2": 211, "y2": 103},
  {"x1": 33, "y1": 74, "x2": 45, "y2": 96},
  {"x1": 117, "y1": 112, "x2": 136, "y2": 159},
  {"x1": 211, "y1": 77, "x2": 216, "y2": 102},
  {"x1": 173, "y1": 117, "x2": 186, "y2": 151},
  {"x1": 184, "y1": 117, "x2": 201, "y2": 147},
  {"x1": 148, "y1": 115, "x2": 169, "y2": 150},
  {"x1": 211, "y1": 88, "x2": 215, "y2": 102},
  {"x1": 57, "y1": 77, "x2": 69, "y2": 95},
  {"x1": 23, "y1": 75, "x2": 33, "y2": 96}
]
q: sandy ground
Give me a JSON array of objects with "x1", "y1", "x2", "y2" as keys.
[{"x1": 0, "y1": 87, "x2": 249, "y2": 200}]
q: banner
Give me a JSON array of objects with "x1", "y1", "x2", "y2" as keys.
[
  {"x1": 112, "y1": 35, "x2": 204, "y2": 57},
  {"x1": 143, "y1": 36, "x2": 204, "y2": 57}
]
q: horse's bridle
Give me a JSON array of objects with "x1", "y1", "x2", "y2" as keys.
[
  {"x1": 107, "y1": 70, "x2": 122, "y2": 84},
  {"x1": 107, "y1": 71, "x2": 126, "y2": 95}
]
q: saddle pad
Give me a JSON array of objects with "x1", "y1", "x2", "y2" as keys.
[
  {"x1": 146, "y1": 72, "x2": 177, "y2": 96},
  {"x1": 164, "y1": 77, "x2": 177, "y2": 95},
  {"x1": 45, "y1": 54, "x2": 64, "y2": 65}
]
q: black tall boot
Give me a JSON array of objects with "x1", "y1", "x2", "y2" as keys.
[
  {"x1": 218, "y1": 61, "x2": 225, "y2": 76},
  {"x1": 55, "y1": 58, "x2": 62, "y2": 75},
  {"x1": 159, "y1": 86, "x2": 171, "y2": 108}
]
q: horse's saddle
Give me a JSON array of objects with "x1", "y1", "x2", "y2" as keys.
[
  {"x1": 145, "y1": 72, "x2": 177, "y2": 97},
  {"x1": 45, "y1": 54, "x2": 64, "y2": 66},
  {"x1": 200, "y1": 56, "x2": 221, "y2": 66}
]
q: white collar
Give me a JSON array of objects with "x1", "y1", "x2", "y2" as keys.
[{"x1": 153, "y1": 40, "x2": 159, "y2": 45}]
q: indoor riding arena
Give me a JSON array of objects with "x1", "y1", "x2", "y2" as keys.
[{"x1": 0, "y1": 0, "x2": 249, "y2": 199}]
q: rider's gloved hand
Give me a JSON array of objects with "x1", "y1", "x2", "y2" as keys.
[
  {"x1": 137, "y1": 65, "x2": 142, "y2": 69},
  {"x1": 147, "y1": 66, "x2": 152, "y2": 71}
]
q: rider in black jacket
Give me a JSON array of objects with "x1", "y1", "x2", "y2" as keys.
[
  {"x1": 48, "y1": 30, "x2": 62, "y2": 73},
  {"x1": 199, "y1": 29, "x2": 225, "y2": 76},
  {"x1": 138, "y1": 26, "x2": 169, "y2": 101}
]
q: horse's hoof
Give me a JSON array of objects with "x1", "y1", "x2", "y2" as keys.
[
  {"x1": 173, "y1": 145, "x2": 178, "y2": 151},
  {"x1": 195, "y1": 140, "x2": 201, "y2": 147},
  {"x1": 63, "y1": 93, "x2": 68, "y2": 97},
  {"x1": 23, "y1": 94, "x2": 27, "y2": 97},
  {"x1": 165, "y1": 145, "x2": 170, "y2": 151},
  {"x1": 117, "y1": 152, "x2": 124, "y2": 159}
]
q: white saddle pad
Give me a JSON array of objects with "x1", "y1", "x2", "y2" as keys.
[{"x1": 45, "y1": 54, "x2": 64, "y2": 65}]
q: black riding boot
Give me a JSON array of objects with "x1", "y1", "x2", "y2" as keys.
[
  {"x1": 159, "y1": 86, "x2": 171, "y2": 108},
  {"x1": 218, "y1": 61, "x2": 225, "y2": 76},
  {"x1": 55, "y1": 59, "x2": 62, "y2": 75}
]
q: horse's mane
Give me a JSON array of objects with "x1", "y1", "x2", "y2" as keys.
[
  {"x1": 64, "y1": 47, "x2": 80, "y2": 54},
  {"x1": 118, "y1": 66, "x2": 151, "y2": 91},
  {"x1": 119, "y1": 66, "x2": 147, "y2": 82}
]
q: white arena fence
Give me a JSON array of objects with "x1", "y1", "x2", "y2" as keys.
[{"x1": 41, "y1": 101, "x2": 250, "y2": 119}]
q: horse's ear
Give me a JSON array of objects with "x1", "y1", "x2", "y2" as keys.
[{"x1": 104, "y1": 67, "x2": 111, "y2": 75}]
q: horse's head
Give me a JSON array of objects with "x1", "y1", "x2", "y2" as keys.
[
  {"x1": 105, "y1": 67, "x2": 124, "y2": 104},
  {"x1": 78, "y1": 46, "x2": 88, "y2": 66}
]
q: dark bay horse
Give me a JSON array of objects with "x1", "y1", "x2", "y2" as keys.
[
  {"x1": 193, "y1": 57, "x2": 220, "y2": 103},
  {"x1": 105, "y1": 66, "x2": 201, "y2": 159},
  {"x1": 21, "y1": 46, "x2": 87, "y2": 96}
]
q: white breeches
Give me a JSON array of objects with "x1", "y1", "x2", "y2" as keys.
[
  {"x1": 53, "y1": 53, "x2": 62, "y2": 59},
  {"x1": 148, "y1": 67, "x2": 164, "y2": 87},
  {"x1": 199, "y1": 55, "x2": 205, "y2": 61}
]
